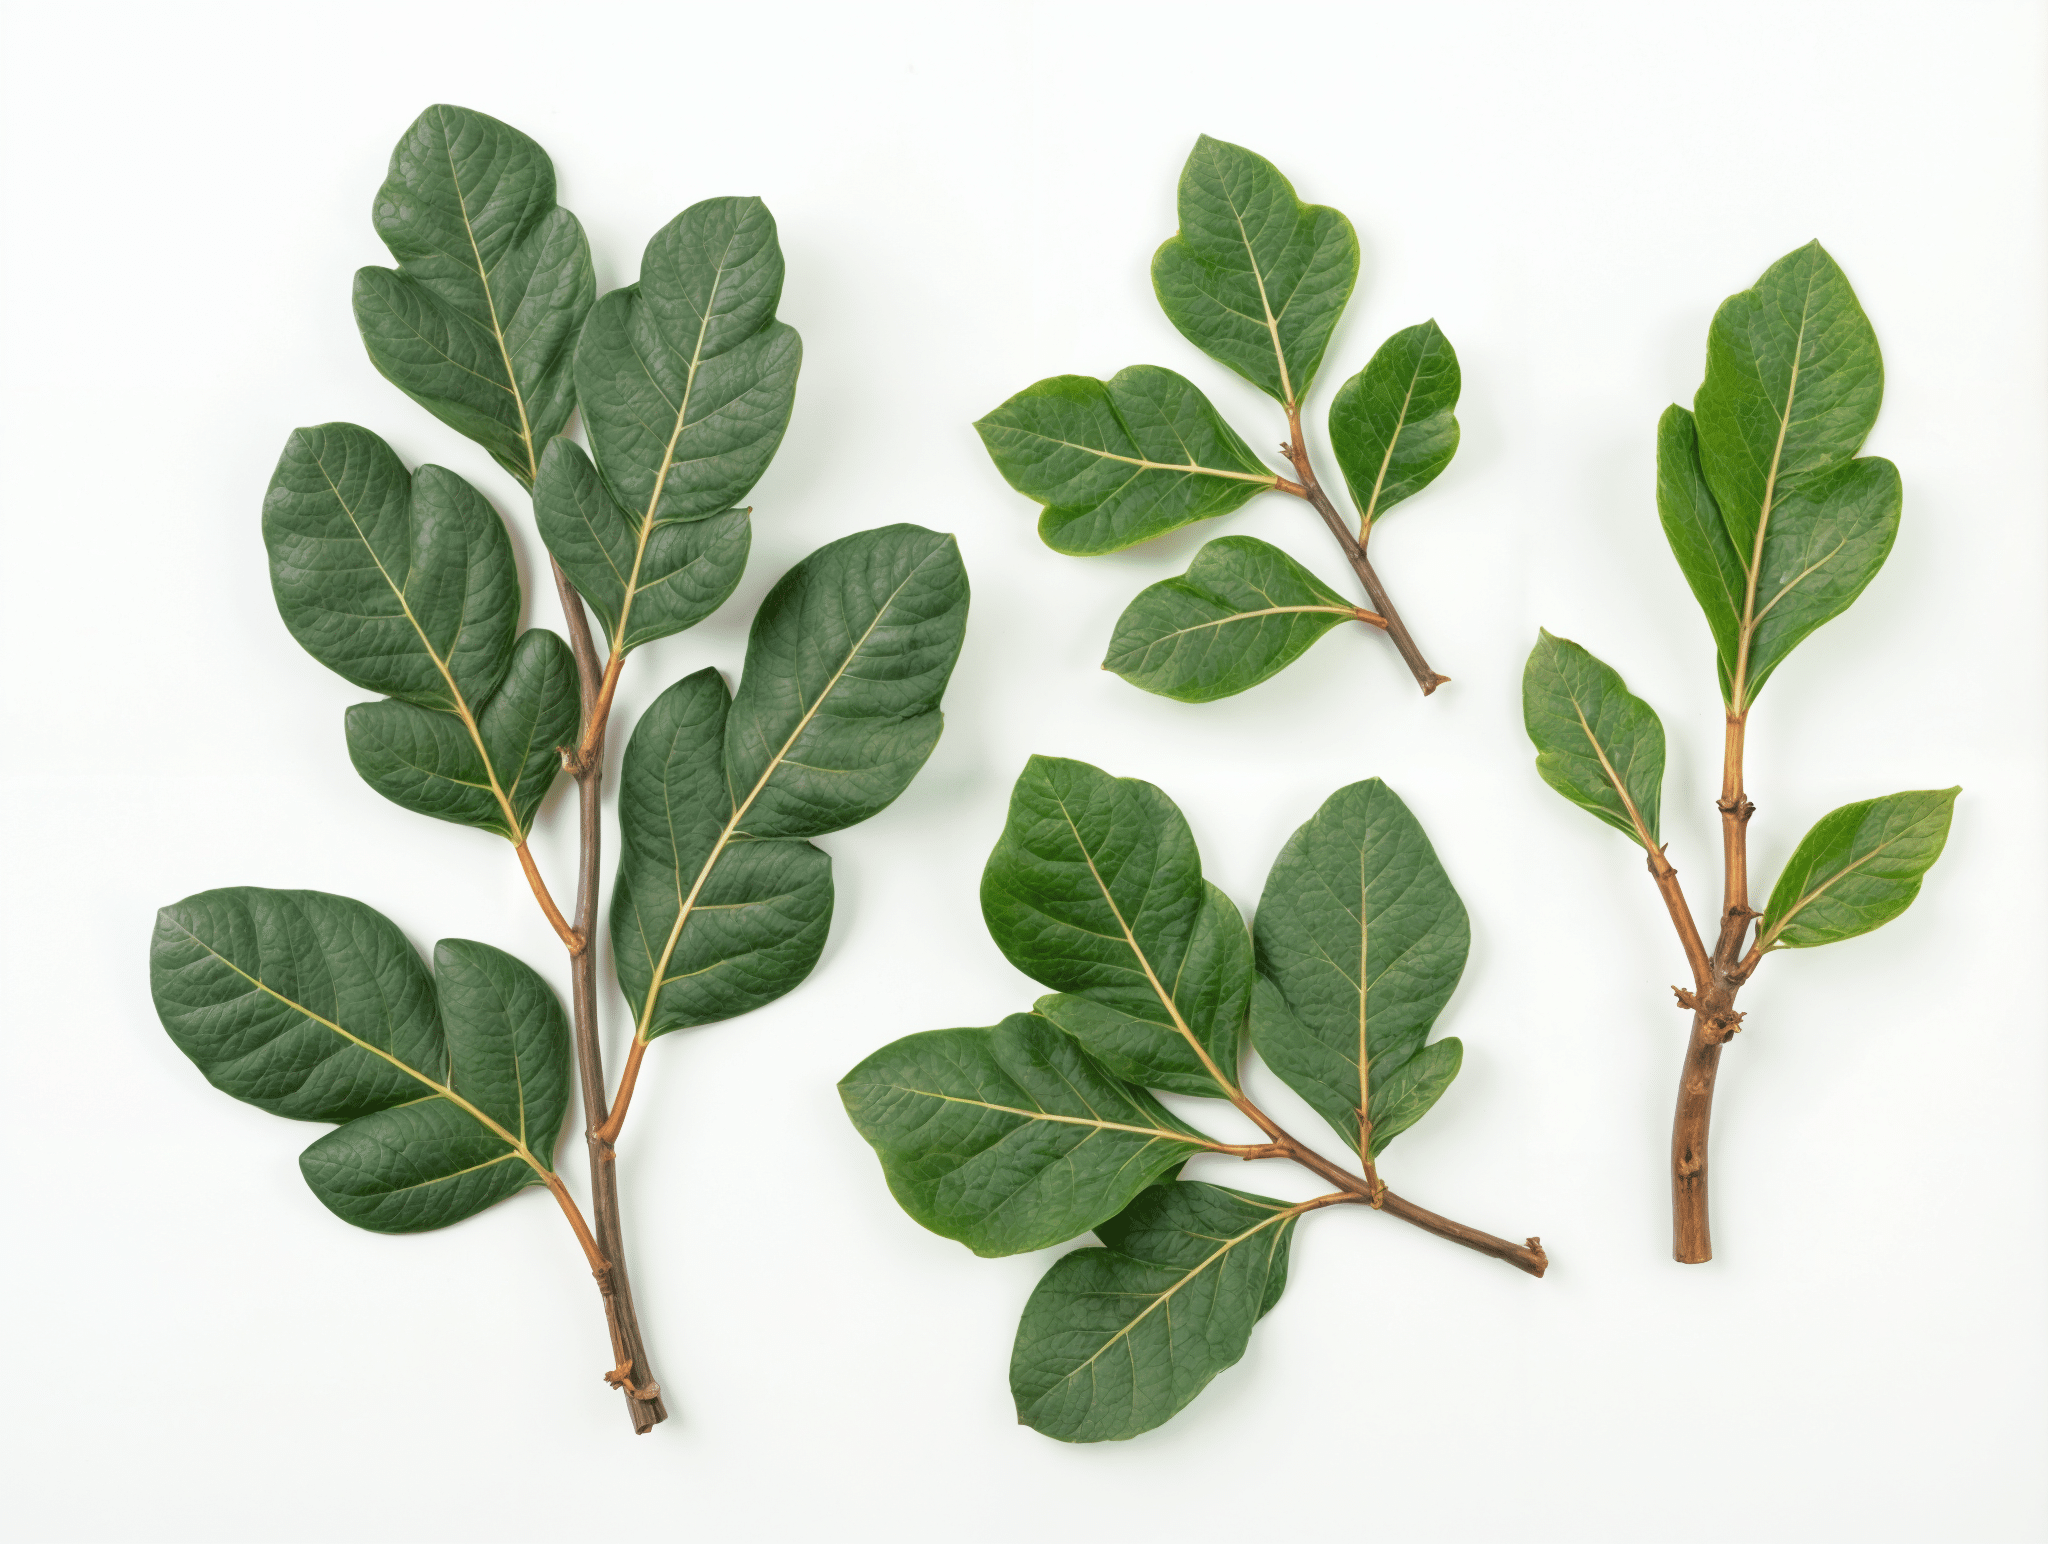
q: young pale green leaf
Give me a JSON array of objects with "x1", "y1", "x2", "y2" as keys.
[
  {"x1": 1758, "y1": 789, "x2": 1959, "y2": 951},
  {"x1": 839, "y1": 1014, "x2": 1211, "y2": 1258},
  {"x1": 974, "y1": 367, "x2": 1275, "y2": 555},
  {"x1": 150, "y1": 890, "x2": 568, "y2": 1232},
  {"x1": 1522, "y1": 630, "x2": 1666, "y2": 848},
  {"x1": 1103, "y1": 535, "x2": 1368, "y2": 702},
  {"x1": 1657, "y1": 404, "x2": 1746, "y2": 693},
  {"x1": 1010, "y1": 1181, "x2": 1300, "y2": 1442},
  {"x1": 1151, "y1": 136, "x2": 1358, "y2": 407},
  {"x1": 574, "y1": 196, "x2": 801, "y2": 529},
  {"x1": 352, "y1": 104, "x2": 595, "y2": 488},
  {"x1": 1326, "y1": 320, "x2": 1462, "y2": 533},
  {"x1": 1250, "y1": 780, "x2": 1469, "y2": 1158},
  {"x1": 980, "y1": 756, "x2": 1247, "y2": 1098},
  {"x1": 533, "y1": 437, "x2": 749, "y2": 654}
]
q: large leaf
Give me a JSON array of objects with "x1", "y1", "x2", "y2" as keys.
[
  {"x1": 150, "y1": 889, "x2": 567, "y2": 1232},
  {"x1": 1151, "y1": 136, "x2": 1358, "y2": 407},
  {"x1": 1326, "y1": 320, "x2": 1462, "y2": 534},
  {"x1": 533, "y1": 437, "x2": 750, "y2": 654},
  {"x1": 1103, "y1": 535, "x2": 1370, "y2": 702},
  {"x1": 980, "y1": 756, "x2": 1247, "y2": 1098},
  {"x1": 613, "y1": 526, "x2": 969, "y2": 1040},
  {"x1": 1010, "y1": 1181, "x2": 1299, "y2": 1442},
  {"x1": 974, "y1": 367, "x2": 1275, "y2": 555},
  {"x1": 1250, "y1": 780, "x2": 1468, "y2": 1158},
  {"x1": 1757, "y1": 789, "x2": 1959, "y2": 951},
  {"x1": 574, "y1": 196, "x2": 801, "y2": 529},
  {"x1": 353, "y1": 104, "x2": 595, "y2": 487},
  {"x1": 839, "y1": 1014, "x2": 1209, "y2": 1258},
  {"x1": 1522, "y1": 630, "x2": 1666, "y2": 848}
]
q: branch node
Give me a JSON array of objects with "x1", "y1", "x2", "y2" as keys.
[
  {"x1": 1672, "y1": 985, "x2": 1700, "y2": 1010},
  {"x1": 603, "y1": 1362, "x2": 662, "y2": 1402}
]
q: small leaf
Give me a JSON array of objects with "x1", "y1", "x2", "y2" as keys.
[
  {"x1": 839, "y1": 1014, "x2": 1208, "y2": 1258},
  {"x1": 1656, "y1": 404, "x2": 1745, "y2": 695},
  {"x1": 352, "y1": 105, "x2": 595, "y2": 488},
  {"x1": 1250, "y1": 780, "x2": 1468, "y2": 1157},
  {"x1": 1151, "y1": 135, "x2": 1358, "y2": 406},
  {"x1": 975, "y1": 367, "x2": 1274, "y2": 555},
  {"x1": 980, "y1": 756, "x2": 1246, "y2": 1098},
  {"x1": 1010, "y1": 1181, "x2": 1300, "y2": 1442},
  {"x1": 1758, "y1": 789, "x2": 1959, "y2": 951},
  {"x1": 1522, "y1": 630, "x2": 1666, "y2": 847},
  {"x1": 1103, "y1": 535, "x2": 1367, "y2": 702},
  {"x1": 1327, "y1": 321, "x2": 1462, "y2": 531}
]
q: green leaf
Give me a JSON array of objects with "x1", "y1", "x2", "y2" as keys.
[
  {"x1": 1151, "y1": 135, "x2": 1358, "y2": 406},
  {"x1": 353, "y1": 104, "x2": 594, "y2": 488},
  {"x1": 150, "y1": 889, "x2": 567, "y2": 1232},
  {"x1": 1010, "y1": 1181, "x2": 1300, "y2": 1442},
  {"x1": 1656, "y1": 404, "x2": 1745, "y2": 694},
  {"x1": 533, "y1": 437, "x2": 749, "y2": 654},
  {"x1": 974, "y1": 367, "x2": 1275, "y2": 555},
  {"x1": 839, "y1": 1014, "x2": 1209, "y2": 1258},
  {"x1": 1250, "y1": 780, "x2": 1468, "y2": 1158},
  {"x1": 1758, "y1": 789, "x2": 1959, "y2": 951},
  {"x1": 574, "y1": 196, "x2": 801, "y2": 530},
  {"x1": 980, "y1": 756, "x2": 1247, "y2": 1098},
  {"x1": 613, "y1": 526, "x2": 969, "y2": 1040},
  {"x1": 1326, "y1": 321, "x2": 1462, "y2": 532},
  {"x1": 1103, "y1": 535, "x2": 1368, "y2": 702},
  {"x1": 1521, "y1": 630, "x2": 1666, "y2": 847}
]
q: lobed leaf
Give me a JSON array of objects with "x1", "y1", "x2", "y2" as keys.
[
  {"x1": 1103, "y1": 535, "x2": 1366, "y2": 702},
  {"x1": 1010, "y1": 1181, "x2": 1299, "y2": 1442},
  {"x1": 974, "y1": 367, "x2": 1274, "y2": 555},
  {"x1": 1151, "y1": 136, "x2": 1358, "y2": 406},
  {"x1": 1327, "y1": 320, "x2": 1462, "y2": 532},
  {"x1": 1521, "y1": 630, "x2": 1666, "y2": 847},
  {"x1": 1758, "y1": 789, "x2": 1959, "y2": 951},
  {"x1": 838, "y1": 1014, "x2": 1208, "y2": 1258},
  {"x1": 1250, "y1": 780, "x2": 1468, "y2": 1158}
]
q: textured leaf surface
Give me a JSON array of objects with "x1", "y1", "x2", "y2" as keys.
[
  {"x1": 1522, "y1": 630, "x2": 1666, "y2": 847},
  {"x1": 975, "y1": 367, "x2": 1273, "y2": 555},
  {"x1": 1327, "y1": 321, "x2": 1462, "y2": 531},
  {"x1": 352, "y1": 104, "x2": 594, "y2": 486},
  {"x1": 1011, "y1": 1181, "x2": 1298, "y2": 1442},
  {"x1": 1104, "y1": 536, "x2": 1364, "y2": 702},
  {"x1": 150, "y1": 890, "x2": 567, "y2": 1232},
  {"x1": 839, "y1": 1014, "x2": 1207, "y2": 1257},
  {"x1": 1656, "y1": 404, "x2": 1746, "y2": 687},
  {"x1": 1759, "y1": 789, "x2": 1959, "y2": 950},
  {"x1": 981, "y1": 757, "x2": 1247, "y2": 1098},
  {"x1": 1151, "y1": 136, "x2": 1358, "y2": 405},
  {"x1": 1251, "y1": 780, "x2": 1468, "y2": 1157}
]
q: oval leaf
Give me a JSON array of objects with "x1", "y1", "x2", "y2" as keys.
[
  {"x1": 1656, "y1": 404, "x2": 1746, "y2": 696},
  {"x1": 1522, "y1": 630, "x2": 1666, "y2": 847},
  {"x1": 1758, "y1": 788, "x2": 1959, "y2": 951},
  {"x1": 1327, "y1": 320, "x2": 1462, "y2": 532}
]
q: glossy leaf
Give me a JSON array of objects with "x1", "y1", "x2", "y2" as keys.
[
  {"x1": 353, "y1": 104, "x2": 595, "y2": 487},
  {"x1": 839, "y1": 1013, "x2": 1208, "y2": 1258},
  {"x1": 150, "y1": 889, "x2": 567, "y2": 1232},
  {"x1": 1010, "y1": 1181, "x2": 1298, "y2": 1442},
  {"x1": 980, "y1": 756, "x2": 1246, "y2": 1098},
  {"x1": 1758, "y1": 789, "x2": 1959, "y2": 951},
  {"x1": 1151, "y1": 136, "x2": 1358, "y2": 406},
  {"x1": 974, "y1": 367, "x2": 1274, "y2": 555},
  {"x1": 1251, "y1": 780, "x2": 1468, "y2": 1157},
  {"x1": 1103, "y1": 535, "x2": 1367, "y2": 702},
  {"x1": 1656, "y1": 404, "x2": 1745, "y2": 692},
  {"x1": 1327, "y1": 321, "x2": 1462, "y2": 532},
  {"x1": 1522, "y1": 630, "x2": 1666, "y2": 847}
]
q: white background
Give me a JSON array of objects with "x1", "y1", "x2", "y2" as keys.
[{"x1": 3, "y1": 2, "x2": 2043, "y2": 1539}]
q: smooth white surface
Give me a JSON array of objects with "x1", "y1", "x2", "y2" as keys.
[{"x1": 3, "y1": 2, "x2": 2043, "y2": 1539}]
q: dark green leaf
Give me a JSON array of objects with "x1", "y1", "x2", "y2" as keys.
[
  {"x1": 1011, "y1": 1181, "x2": 1300, "y2": 1442},
  {"x1": 980, "y1": 756, "x2": 1246, "y2": 1098},
  {"x1": 1326, "y1": 321, "x2": 1462, "y2": 531},
  {"x1": 1103, "y1": 535, "x2": 1367, "y2": 702},
  {"x1": 1521, "y1": 630, "x2": 1666, "y2": 847},
  {"x1": 974, "y1": 367, "x2": 1274, "y2": 555},
  {"x1": 1151, "y1": 136, "x2": 1358, "y2": 406},
  {"x1": 1656, "y1": 404, "x2": 1745, "y2": 695},
  {"x1": 839, "y1": 1014, "x2": 1209, "y2": 1258},
  {"x1": 352, "y1": 104, "x2": 595, "y2": 488},
  {"x1": 1250, "y1": 780, "x2": 1468, "y2": 1157},
  {"x1": 1758, "y1": 789, "x2": 1959, "y2": 951}
]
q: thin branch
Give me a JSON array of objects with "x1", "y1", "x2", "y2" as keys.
[
  {"x1": 593, "y1": 1033, "x2": 648, "y2": 1146},
  {"x1": 514, "y1": 839, "x2": 582, "y2": 953}
]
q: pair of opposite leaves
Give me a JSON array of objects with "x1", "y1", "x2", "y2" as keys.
[
  {"x1": 152, "y1": 105, "x2": 968, "y2": 1235},
  {"x1": 979, "y1": 135, "x2": 1463, "y2": 703}
]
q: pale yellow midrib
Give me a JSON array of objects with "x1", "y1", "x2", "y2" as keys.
[
  {"x1": 1006, "y1": 429, "x2": 1277, "y2": 485},
  {"x1": 1143, "y1": 603, "x2": 1359, "y2": 647},
  {"x1": 1571, "y1": 693, "x2": 1658, "y2": 854},
  {"x1": 1757, "y1": 830, "x2": 1911, "y2": 950},
  {"x1": 1215, "y1": 158, "x2": 1295, "y2": 408},
  {"x1": 1355, "y1": 849, "x2": 1372, "y2": 1165},
  {"x1": 1359, "y1": 368, "x2": 1424, "y2": 533},
  {"x1": 882, "y1": 1085, "x2": 1208, "y2": 1144},
  {"x1": 443, "y1": 127, "x2": 538, "y2": 485}
]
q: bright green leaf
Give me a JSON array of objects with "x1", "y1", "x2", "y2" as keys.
[
  {"x1": 1522, "y1": 630, "x2": 1666, "y2": 847},
  {"x1": 1758, "y1": 789, "x2": 1959, "y2": 951},
  {"x1": 1327, "y1": 320, "x2": 1462, "y2": 532}
]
